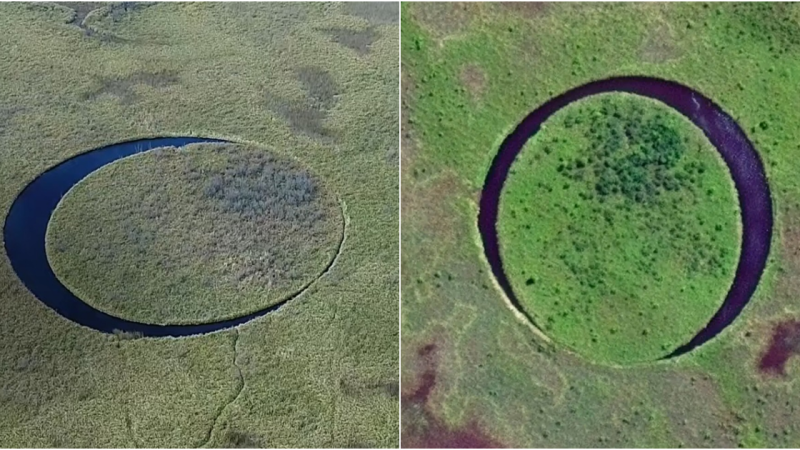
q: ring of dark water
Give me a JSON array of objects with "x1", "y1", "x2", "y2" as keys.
[
  {"x1": 478, "y1": 76, "x2": 773, "y2": 359},
  {"x1": 4, "y1": 137, "x2": 344, "y2": 337}
]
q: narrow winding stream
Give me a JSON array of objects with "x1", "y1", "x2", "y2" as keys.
[
  {"x1": 4, "y1": 137, "x2": 345, "y2": 337},
  {"x1": 478, "y1": 77, "x2": 773, "y2": 359}
]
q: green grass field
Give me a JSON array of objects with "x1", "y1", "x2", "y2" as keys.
[
  {"x1": 498, "y1": 93, "x2": 740, "y2": 364},
  {"x1": 402, "y1": 2, "x2": 800, "y2": 447},
  {"x1": 0, "y1": 2, "x2": 397, "y2": 447}
]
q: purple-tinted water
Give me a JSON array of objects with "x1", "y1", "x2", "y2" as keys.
[
  {"x1": 3, "y1": 137, "x2": 343, "y2": 337},
  {"x1": 478, "y1": 76, "x2": 773, "y2": 359}
]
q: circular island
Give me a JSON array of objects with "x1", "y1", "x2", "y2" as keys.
[
  {"x1": 478, "y1": 77, "x2": 773, "y2": 364},
  {"x1": 4, "y1": 137, "x2": 344, "y2": 337}
]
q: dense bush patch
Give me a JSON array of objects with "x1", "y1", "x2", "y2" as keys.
[{"x1": 559, "y1": 98, "x2": 703, "y2": 204}]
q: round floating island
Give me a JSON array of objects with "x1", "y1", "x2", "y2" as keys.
[
  {"x1": 46, "y1": 142, "x2": 343, "y2": 326},
  {"x1": 480, "y1": 78, "x2": 772, "y2": 366},
  {"x1": 496, "y1": 93, "x2": 741, "y2": 364}
]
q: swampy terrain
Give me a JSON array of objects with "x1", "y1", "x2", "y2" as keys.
[
  {"x1": 402, "y1": 2, "x2": 800, "y2": 447},
  {"x1": 0, "y1": 2, "x2": 398, "y2": 447}
]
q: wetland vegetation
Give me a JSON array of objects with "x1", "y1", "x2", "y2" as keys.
[
  {"x1": 0, "y1": 2, "x2": 398, "y2": 447},
  {"x1": 402, "y1": 2, "x2": 800, "y2": 447}
]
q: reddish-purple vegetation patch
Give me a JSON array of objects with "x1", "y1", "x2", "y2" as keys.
[
  {"x1": 406, "y1": 343, "x2": 438, "y2": 404},
  {"x1": 758, "y1": 320, "x2": 800, "y2": 376},
  {"x1": 402, "y1": 342, "x2": 505, "y2": 448},
  {"x1": 406, "y1": 418, "x2": 505, "y2": 449}
]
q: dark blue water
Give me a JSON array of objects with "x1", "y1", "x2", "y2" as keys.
[
  {"x1": 478, "y1": 77, "x2": 773, "y2": 359},
  {"x1": 4, "y1": 137, "x2": 342, "y2": 337}
]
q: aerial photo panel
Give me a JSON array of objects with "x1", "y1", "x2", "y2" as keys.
[
  {"x1": 401, "y1": 1, "x2": 800, "y2": 449},
  {"x1": 0, "y1": 1, "x2": 398, "y2": 448}
]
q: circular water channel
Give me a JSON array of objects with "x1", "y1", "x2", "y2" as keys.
[
  {"x1": 478, "y1": 76, "x2": 773, "y2": 359},
  {"x1": 4, "y1": 137, "x2": 344, "y2": 337}
]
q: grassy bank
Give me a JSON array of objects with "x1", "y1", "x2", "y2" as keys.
[
  {"x1": 402, "y1": 2, "x2": 799, "y2": 447},
  {"x1": 0, "y1": 2, "x2": 398, "y2": 447}
]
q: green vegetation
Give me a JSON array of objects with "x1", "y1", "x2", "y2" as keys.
[
  {"x1": 498, "y1": 94, "x2": 740, "y2": 364},
  {"x1": 403, "y1": 2, "x2": 800, "y2": 447},
  {"x1": 0, "y1": 2, "x2": 397, "y2": 447},
  {"x1": 47, "y1": 143, "x2": 343, "y2": 325}
]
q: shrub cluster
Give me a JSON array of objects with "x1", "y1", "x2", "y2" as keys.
[
  {"x1": 178, "y1": 144, "x2": 337, "y2": 287},
  {"x1": 181, "y1": 147, "x2": 328, "y2": 230},
  {"x1": 201, "y1": 153, "x2": 320, "y2": 223},
  {"x1": 559, "y1": 98, "x2": 704, "y2": 205}
]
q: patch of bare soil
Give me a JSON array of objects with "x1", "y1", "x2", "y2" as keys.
[
  {"x1": 81, "y1": 70, "x2": 180, "y2": 104},
  {"x1": 408, "y1": 2, "x2": 481, "y2": 40},
  {"x1": 401, "y1": 342, "x2": 505, "y2": 448},
  {"x1": 459, "y1": 64, "x2": 487, "y2": 101},
  {"x1": 640, "y1": 22, "x2": 681, "y2": 63},
  {"x1": 323, "y1": 28, "x2": 379, "y2": 55},
  {"x1": 344, "y1": 2, "x2": 398, "y2": 25}
]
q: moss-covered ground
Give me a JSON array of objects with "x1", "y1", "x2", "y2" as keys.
[
  {"x1": 0, "y1": 2, "x2": 398, "y2": 447},
  {"x1": 402, "y1": 2, "x2": 800, "y2": 447}
]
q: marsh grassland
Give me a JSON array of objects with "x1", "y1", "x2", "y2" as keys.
[
  {"x1": 402, "y1": 2, "x2": 800, "y2": 447},
  {"x1": 0, "y1": 2, "x2": 398, "y2": 447}
]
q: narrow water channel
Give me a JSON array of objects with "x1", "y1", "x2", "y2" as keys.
[
  {"x1": 478, "y1": 77, "x2": 773, "y2": 359},
  {"x1": 4, "y1": 137, "x2": 343, "y2": 337}
]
